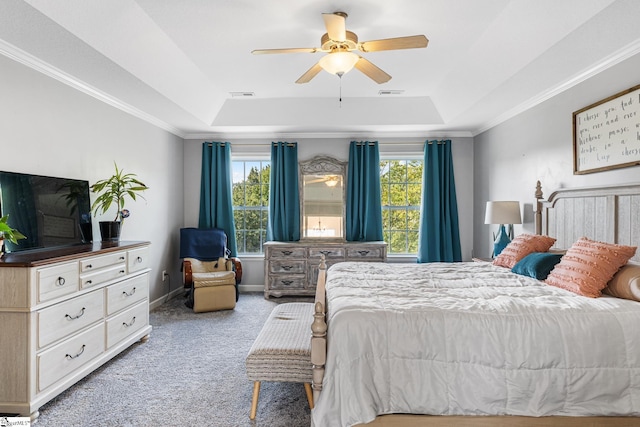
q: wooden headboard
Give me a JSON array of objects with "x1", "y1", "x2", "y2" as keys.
[{"x1": 534, "y1": 180, "x2": 640, "y2": 263}]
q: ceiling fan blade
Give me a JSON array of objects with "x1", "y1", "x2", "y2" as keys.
[
  {"x1": 252, "y1": 47, "x2": 319, "y2": 55},
  {"x1": 322, "y1": 12, "x2": 347, "y2": 42},
  {"x1": 295, "y1": 62, "x2": 323, "y2": 84},
  {"x1": 354, "y1": 57, "x2": 391, "y2": 84},
  {"x1": 359, "y1": 35, "x2": 428, "y2": 52}
]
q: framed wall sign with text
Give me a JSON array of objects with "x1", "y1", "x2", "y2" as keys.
[{"x1": 573, "y1": 83, "x2": 640, "y2": 174}]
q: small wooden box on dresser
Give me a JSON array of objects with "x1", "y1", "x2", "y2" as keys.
[
  {"x1": 0, "y1": 241, "x2": 152, "y2": 420},
  {"x1": 263, "y1": 241, "x2": 387, "y2": 298}
]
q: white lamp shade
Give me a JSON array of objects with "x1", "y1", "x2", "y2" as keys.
[
  {"x1": 484, "y1": 201, "x2": 522, "y2": 225},
  {"x1": 319, "y1": 51, "x2": 359, "y2": 75}
]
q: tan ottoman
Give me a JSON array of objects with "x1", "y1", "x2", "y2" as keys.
[{"x1": 192, "y1": 270, "x2": 236, "y2": 313}]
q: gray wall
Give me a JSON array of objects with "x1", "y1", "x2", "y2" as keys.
[
  {"x1": 184, "y1": 136, "x2": 474, "y2": 287},
  {"x1": 0, "y1": 54, "x2": 185, "y2": 306},
  {"x1": 473, "y1": 52, "x2": 640, "y2": 258}
]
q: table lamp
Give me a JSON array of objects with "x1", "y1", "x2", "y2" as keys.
[{"x1": 484, "y1": 201, "x2": 522, "y2": 257}]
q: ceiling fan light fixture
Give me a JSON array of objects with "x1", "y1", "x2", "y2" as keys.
[
  {"x1": 319, "y1": 51, "x2": 359, "y2": 76},
  {"x1": 325, "y1": 176, "x2": 339, "y2": 187}
]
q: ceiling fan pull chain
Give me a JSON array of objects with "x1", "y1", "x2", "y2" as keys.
[{"x1": 339, "y1": 73, "x2": 343, "y2": 108}]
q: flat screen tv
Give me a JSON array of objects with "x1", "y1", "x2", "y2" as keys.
[{"x1": 0, "y1": 171, "x2": 92, "y2": 253}]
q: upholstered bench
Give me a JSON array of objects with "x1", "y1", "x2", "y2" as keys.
[{"x1": 245, "y1": 302, "x2": 314, "y2": 420}]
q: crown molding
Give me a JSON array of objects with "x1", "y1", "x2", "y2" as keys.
[
  {"x1": 184, "y1": 129, "x2": 473, "y2": 141},
  {"x1": 0, "y1": 39, "x2": 186, "y2": 138},
  {"x1": 473, "y1": 38, "x2": 640, "y2": 136}
]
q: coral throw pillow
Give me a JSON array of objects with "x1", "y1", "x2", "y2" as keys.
[
  {"x1": 493, "y1": 234, "x2": 556, "y2": 269},
  {"x1": 545, "y1": 237, "x2": 637, "y2": 298}
]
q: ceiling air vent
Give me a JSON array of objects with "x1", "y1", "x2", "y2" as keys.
[
  {"x1": 230, "y1": 92, "x2": 255, "y2": 97},
  {"x1": 378, "y1": 90, "x2": 405, "y2": 95}
]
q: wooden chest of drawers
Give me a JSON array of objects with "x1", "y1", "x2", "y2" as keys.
[
  {"x1": 0, "y1": 241, "x2": 152, "y2": 420},
  {"x1": 263, "y1": 241, "x2": 387, "y2": 298}
]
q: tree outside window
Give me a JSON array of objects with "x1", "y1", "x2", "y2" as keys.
[
  {"x1": 380, "y1": 159, "x2": 423, "y2": 254},
  {"x1": 232, "y1": 161, "x2": 270, "y2": 254}
]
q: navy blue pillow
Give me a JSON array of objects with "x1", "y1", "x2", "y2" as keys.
[{"x1": 511, "y1": 252, "x2": 563, "y2": 280}]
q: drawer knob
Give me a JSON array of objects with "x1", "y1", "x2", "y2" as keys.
[
  {"x1": 65, "y1": 344, "x2": 86, "y2": 360},
  {"x1": 281, "y1": 250, "x2": 293, "y2": 256},
  {"x1": 85, "y1": 280, "x2": 92, "y2": 286},
  {"x1": 358, "y1": 250, "x2": 370, "y2": 256},
  {"x1": 281, "y1": 265, "x2": 293, "y2": 271},
  {"x1": 281, "y1": 280, "x2": 293, "y2": 286},
  {"x1": 123, "y1": 317, "x2": 137, "y2": 328},
  {"x1": 120, "y1": 256, "x2": 125, "y2": 260},
  {"x1": 65, "y1": 307, "x2": 86, "y2": 320},
  {"x1": 319, "y1": 250, "x2": 332, "y2": 256},
  {"x1": 122, "y1": 287, "x2": 137, "y2": 297},
  {"x1": 136, "y1": 256, "x2": 143, "y2": 263},
  {"x1": 119, "y1": 270, "x2": 126, "y2": 274},
  {"x1": 56, "y1": 276, "x2": 66, "y2": 286},
  {"x1": 86, "y1": 264, "x2": 92, "y2": 269}
]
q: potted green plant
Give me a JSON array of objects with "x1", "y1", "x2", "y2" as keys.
[
  {"x1": 0, "y1": 214, "x2": 26, "y2": 257},
  {"x1": 90, "y1": 162, "x2": 149, "y2": 242}
]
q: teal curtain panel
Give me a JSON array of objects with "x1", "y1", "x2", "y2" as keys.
[
  {"x1": 198, "y1": 142, "x2": 238, "y2": 256},
  {"x1": 417, "y1": 140, "x2": 462, "y2": 263},
  {"x1": 346, "y1": 141, "x2": 383, "y2": 242},
  {"x1": 267, "y1": 142, "x2": 300, "y2": 242}
]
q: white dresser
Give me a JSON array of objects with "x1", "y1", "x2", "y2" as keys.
[
  {"x1": 0, "y1": 241, "x2": 152, "y2": 420},
  {"x1": 263, "y1": 241, "x2": 387, "y2": 298}
]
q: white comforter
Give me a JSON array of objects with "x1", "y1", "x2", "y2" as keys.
[{"x1": 311, "y1": 261, "x2": 640, "y2": 427}]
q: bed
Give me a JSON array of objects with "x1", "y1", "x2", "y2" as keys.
[{"x1": 310, "y1": 181, "x2": 640, "y2": 427}]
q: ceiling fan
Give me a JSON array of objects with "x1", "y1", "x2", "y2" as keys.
[
  {"x1": 252, "y1": 12, "x2": 428, "y2": 84},
  {"x1": 305, "y1": 174, "x2": 341, "y2": 187}
]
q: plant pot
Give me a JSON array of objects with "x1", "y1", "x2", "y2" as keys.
[{"x1": 99, "y1": 221, "x2": 121, "y2": 242}]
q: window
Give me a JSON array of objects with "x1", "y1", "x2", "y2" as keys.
[
  {"x1": 380, "y1": 159, "x2": 423, "y2": 254},
  {"x1": 232, "y1": 160, "x2": 270, "y2": 254}
]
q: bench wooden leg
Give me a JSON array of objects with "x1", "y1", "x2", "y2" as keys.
[
  {"x1": 304, "y1": 382, "x2": 314, "y2": 409},
  {"x1": 250, "y1": 381, "x2": 261, "y2": 420}
]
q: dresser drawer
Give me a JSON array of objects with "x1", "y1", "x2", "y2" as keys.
[
  {"x1": 106, "y1": 301, "x2": 148, "y2": 348},
  {"x1": 267, "y1": 247, "x2": 306, "y2": 259},
  {"x1": 38, "y1": 289, "x2": 104, "y2": 348},
  {"x1": 79, "y1": 264, "x2": 127, "y2": 289},
  {"x1": 37, "y1": 262, "x2": 79, "y2": 303},
  {"x1": 268, "y1": 275, "x2": 306, "y2": 289},
  {"x1": 309, "y1": 247, "x2": 345, "y2": 259},
  {"x1": 269, "y1": 260, "x2": 306, "y2": 274},
  {"x1": 128, "y1": 247, "x2": 150, "y2": 273},
  {"x1": 37, "y1": 322, "x2": 105, "y2": 392},
  {"x1": 80, "y1": 251, "x2": 126, "y2": 274},
  {"x1": 106, "y1": 274, "x2": 148, "y2": 316},
  {"x1": 346, "y1": 246, "x2": 385, "y2": 260},
  {"x1": 309, "y1": 261, "x2": 342, "y2": 286}
]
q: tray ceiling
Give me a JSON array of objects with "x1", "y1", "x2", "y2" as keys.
[{"x1": 1, "y1": 0, "x2": 639, "y2": 138}]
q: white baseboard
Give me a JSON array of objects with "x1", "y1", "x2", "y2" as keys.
[
  {"x1": 239, "y1": 284, "x2": 263, "y2": 293},
  {"x1": 151, "y1": 284, "x2": 263, "y2": 309},
  {"x1": 150, "y1": 286, "x2": 184, "y2": 310}
]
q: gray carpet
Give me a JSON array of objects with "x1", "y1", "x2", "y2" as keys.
[{"x1": 35, "y1": 293, "x2": 313, "y2": 427}]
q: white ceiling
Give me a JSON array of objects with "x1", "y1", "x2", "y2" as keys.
[{"x1": 1, "y1": 0, "x2": 639, "y2": 139}]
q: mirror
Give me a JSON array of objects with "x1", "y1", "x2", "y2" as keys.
[{"x1": 299, "y1": 156, "x2": 347, "y2": 241}]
